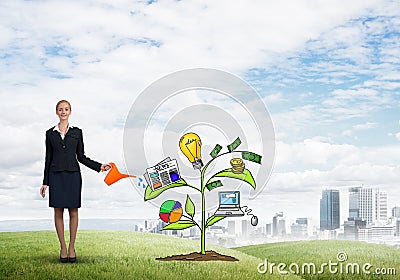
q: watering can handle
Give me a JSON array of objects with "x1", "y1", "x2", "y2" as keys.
[{"x1": 101, "y1": 162, "x2": 114, "y2": 172}]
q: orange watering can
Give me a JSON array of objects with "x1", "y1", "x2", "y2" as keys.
[{"x1": 104, "y1": 162, "x2": 136, "y2": 186}]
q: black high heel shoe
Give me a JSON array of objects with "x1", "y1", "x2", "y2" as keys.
[
  {"x1": 60, "y1": 250, "x2": 68, "y2": 263},
  {"x1": 69, "y1": 250, "x2": 77, "y2": 263}
]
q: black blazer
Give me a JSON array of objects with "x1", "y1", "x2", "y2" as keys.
[{"x1": 43, "y1": 126, "x2": 101, "y2": 185}]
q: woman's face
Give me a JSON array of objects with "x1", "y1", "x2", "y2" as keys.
[{"x1": 56, "y1": 102, "x2": 71, "y2": 122}]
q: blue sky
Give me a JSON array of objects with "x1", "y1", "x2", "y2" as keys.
[
  {"x1": 0, "y1": 0, "x2": 399, "y2": 228},
  {"x1": 246, "y1": 14, "x2": 400, "y2": 147}
]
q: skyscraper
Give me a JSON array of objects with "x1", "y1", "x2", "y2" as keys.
[
  {"x1": 265, "y1": 223, "x2": 272, "y2": 236},
  {"x1": 349, "y1": 187, "x2": 360, "y2": 219},
  {"x1": 273, "y1": 215, "x2": 278, "y2": 236},
  {"x1": 228, "y1": 221, "x2": 235, "y2": 236},
  {"x1": 242, "y1": 220, "x2": 249, "y2": 238},
  {"x1": 320, "y1": 189, "x2": 340, "y2": 230},
  {"x1": 359, "y1": 187, "x2": 373, "y2": 224},
  {"x1": 348, "y1": 186, "x2": 387, "y2": 225},
  {"x1": 278, "y1": 219, "x2": 286, "y2": 236},
  {"x1": 272, "y1": 212, "x2": 283, "y2": 236},
  {"x1": 375, "y1": 190, "x2": 387, "y2": 223}
]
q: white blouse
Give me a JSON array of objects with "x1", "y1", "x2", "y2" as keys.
[{"x1": 53, "y1": 124, "x2": 74, "y2": 140}]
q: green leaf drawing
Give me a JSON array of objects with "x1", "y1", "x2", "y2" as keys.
[
  {"x1": 144, "y1": 179, "x2": 196, "y2": 201},
  {"x1": 162, "y1": 220, "x2": 196, "y2": 230},
  {"x1": 206, "y1": 168, "x2": 256, "y2": 190},
  {"x1": 185, "y1": 195, "x2": 195, "y2": 218},
  {"x1": 205, "y1": 215, "x2": 225, "y2": 228}
]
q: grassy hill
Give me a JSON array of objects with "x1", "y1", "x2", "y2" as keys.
[
  {"x1": 0, "y1": 231, "x2": 297, "y2": 280},
  {"x1": 236, "y1": 240, "x2": 400, "y2": 279},
  {"x1": 1, "y1": 231, "x2": 399, "y2": 279}
]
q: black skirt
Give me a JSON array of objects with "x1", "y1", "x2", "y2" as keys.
[{"x1": 49, "y1": 171, "x2": 82, "y2": 208}]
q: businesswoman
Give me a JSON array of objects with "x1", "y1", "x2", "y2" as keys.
[{"x1": 40, "y1": 100, "x2": 111, "y2": 263}]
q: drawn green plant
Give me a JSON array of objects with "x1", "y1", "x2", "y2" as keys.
[{"x1": 144, "y1": 136, "x2": 261, "y2": 255}]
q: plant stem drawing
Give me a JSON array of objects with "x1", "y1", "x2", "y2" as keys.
[{"x1": 144, "y1": 133, "x2": 262, "y2": 256}]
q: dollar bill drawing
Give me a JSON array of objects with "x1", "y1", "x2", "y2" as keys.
[
  {"x1": 210, "y1": 144, "x2": 222, "y2": 158},
  {"x1": 206, "y1": 180, "x2": 223, "y2": 191},
  {"x1": 227, "y1": 137, "x2": 241, "y2": 152},
  {"x1": 242, "y1": 151, "x2": 262, "y2": 164}
]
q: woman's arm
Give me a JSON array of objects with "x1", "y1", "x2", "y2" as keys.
[
  {"x1": 43, "y1": 130, "x2": 52, "y2": 185},
  {"x1": 41, "y1": 130, "x2": 52, "y2": 198},
  {"x1": 76, "y1": 128, "x2": 103, "y2": 172}
]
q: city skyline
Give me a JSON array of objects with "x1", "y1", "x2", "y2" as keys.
[{"x1": 265, "y1": 185, "x2": 398, "y2": 234}]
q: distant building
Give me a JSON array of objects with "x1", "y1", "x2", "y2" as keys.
[
  {"x1": 208, "y1": 225, "x2": 225, "y2": 236},
  {"x1": 291, "y1": 223, "x2": 307, "y2": 237},
  {"x1": 359, "y1": 187, "x2": 374, "y2": 224},
  {"x1": 367, "y1": 225, "x2": 396, "y2": 240},
  {"x1": 392, "y1": 207, "x2": 400, "y2": 218},
  {"x1": 343, "y1": 217, "x2": 366, "y2": 240},
  {"x1": 278, "y1": 219, "x2": 286, "y2": 236},
  {"x1": 273, "y1": 216, "x2": 278, "y2": 236},
  {"x1": 349, "y1": 187, "x2": 360, "y2": 219},
  {"x1": 189, "y1": 224, "x2": 200, "y2": 237},
  {"x1": 371, "y1": 225, "x2": 394, "y2": 239},
  {"x1": 319, "y1": 229, "x2": 337, "y2": 240},
  {"x1": 359, "y1": 225, "x2": 395, "y2": 241},
  {"x1": 375, "y1": 190, "x2": 388, "y2": 223},
  {"x1": 396, "y1": 220, "x2": 400, "y2": 237},
  {"x1": 291, "y1": 218, "x2": 312, "y2": 237},
  {"x1": 358, "y1": 228, "x2": 371, "y2": 241},
  {"x1": 320, "y1": 189, "x2": 340, "y2": 230},
  {"x1": 272, "y1": 212, "x2": 283, "y2": 236},
  {"x1": 228, "y1": 221, "x2": 235, "y2": 236},
  {"x1": 349, "y1": 186, "x2": 387, "y2": 225},
  {"x1": 242, "y1": 220, "x2": 249, "y2": 238},
  {"x1": 265, "y1": 223, "x2": 272, "y2": 236}
]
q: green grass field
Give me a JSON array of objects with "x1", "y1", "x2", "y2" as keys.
[
  {"x1": 0, "y1": 231, "x2": 398, "y2": 279},
  {"x1": 236, "y1": 240, "x2": 400, "y2": 279},
  {"x1": 0, "y1": 231, "x2": 297, "y2": 280}
]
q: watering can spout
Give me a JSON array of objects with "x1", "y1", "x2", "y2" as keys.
[{"x1": 104, "y1": 162, "x2": 136, "y2": 186}]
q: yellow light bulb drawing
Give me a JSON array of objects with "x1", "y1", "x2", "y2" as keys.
[{"x1": 179, "y1": 132, "x2": 204, "y2": 170}]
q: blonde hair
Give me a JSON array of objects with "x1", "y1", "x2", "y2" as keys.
[{"x1": 56, "y1": 100, "x2": 71, "y2": 111}]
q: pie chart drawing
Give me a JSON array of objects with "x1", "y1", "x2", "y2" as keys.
[{"x1": 159, "y1": 200, "x2": 183, "y2": 223}]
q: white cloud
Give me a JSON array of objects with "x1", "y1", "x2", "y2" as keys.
[
  {"x1": 353, "y1": 122, "x2": 378, "y2": 130},
  {"x1": 396, "y1": 132, "x2": 400, "y2": 141},
  {"x1": 272, "y1": 105, "x2": 318, "y2": 138},
  {"x1": 0, "y1": 0, "x2": 384, "y2": 84},
  {"x1": 342, "y1": 130, "x2": 352, "y2": 137},
  {"x1": 332, "y1": 88, "x2": 378, "y2": 99},
  {"x1": 263, "y1": 93, "x2": 285, "y2": 104}
]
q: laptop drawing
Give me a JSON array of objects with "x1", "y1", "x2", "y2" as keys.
[{"x1": 214, "y1": 191, "x2": 244, "y2": 217}]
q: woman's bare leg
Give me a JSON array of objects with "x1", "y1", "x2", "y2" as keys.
[
  {"x1": 68, "y1": 208, "x2": 78, "y2": 257},
  {"x1": 54, "y1": 208, "x2": 67, "y2": 257}
]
